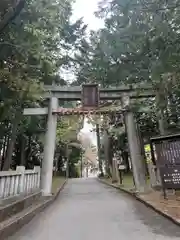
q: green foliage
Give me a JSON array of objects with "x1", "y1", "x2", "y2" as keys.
[
  {"x1": 0, "y1": 0, "x2": 86, "y2": 169},
  {"x1": 56, "y1": 114, "x2": 83, "y2": 144},
  {"x1": 74, "y1": 0, "x2": 180, "y2": 138},
  {"x1": 4, "y1": 0, "x2": 180, "y2": 172}
]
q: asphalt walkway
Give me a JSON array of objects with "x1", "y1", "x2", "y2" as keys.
[{"x1": 8, "y1": 178, "x2": 180, "y2": 240}]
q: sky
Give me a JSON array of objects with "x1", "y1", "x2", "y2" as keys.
[
  {"x1": 71, "y1": 0, "x2": 104, "y2": 30},
  {"x1": 63, "y1": 0, "x2": 104, "y2": 82},
  {"x1": 70, "y1": 0, "x2": 104, "y2": 146},
  {"x1": 81, "y1": 118, "x2": 97, "y2": 146}
]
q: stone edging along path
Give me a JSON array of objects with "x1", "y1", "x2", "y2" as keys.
[
  {"x1": 98, "y1": 178, "x2": 180, "y2": 227},
  {"x1": 52, "y1": 179, "x2": 67, "y2": 201}
]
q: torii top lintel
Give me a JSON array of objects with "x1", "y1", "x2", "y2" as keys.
[{"x1": 43, "y1": 84, "x2": 155, "y2": 101}]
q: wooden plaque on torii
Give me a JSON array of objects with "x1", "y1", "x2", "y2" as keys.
[{"x1": 81, "y1": 84, "x2": 99, "y2": 109}]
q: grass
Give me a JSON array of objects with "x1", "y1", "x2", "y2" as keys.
[
  {"x1": 103, "y1": 174, "x2": 134, "y2": 190},
  {"x1": 52, "y1": 176, "x2": 66, "y2": 194},
  {"x1": 102, "y1": 173, "x2": 150, "y2": 191},
  {"x1": 121, "y1": 174, "x2": 134, "y2": 188}
]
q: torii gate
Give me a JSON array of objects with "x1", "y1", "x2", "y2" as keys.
[{"x1": 23, "y1": 84, "x2": 155, "y2": 195}]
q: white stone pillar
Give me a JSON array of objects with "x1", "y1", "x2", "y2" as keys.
[
  {"x1": 10, "y1": 175, "x2": 15, "y2": 196},
  {"x1": 41, "y1": 97, "x2": 58, "y2": 196},
  {"x1": 0, "y1": 177, "x2": 5, "y2": 199},
  {"x1": 16, "y1": 166, "x2": 25, "y2": 194},
  {"x1": 34, "y1": 166, "x2": 41, "y2": 189},
  {"x1": 122, "y1": 95, "x2": 146, "y2": 192}
]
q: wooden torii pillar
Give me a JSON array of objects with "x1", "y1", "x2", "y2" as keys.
[{"x1": 23, "y1": 84, "x2": 155, "y2": 195}]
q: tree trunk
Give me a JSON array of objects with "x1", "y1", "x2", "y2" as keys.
[
  {"x1": 25, "y1": 135, "x2": 32, "y2": 168},
  {"x1": 3, "y1": 110, "x2": 22, "y2": 170},
  {"x1": 66, "y1": 144, "x2": 69, "y2": 178},
  {"x1": 20, "y1": 135, "x2": 26, "y2": 166},
  {"x1": 136, "y1": 122, "x2": 148, "y2": 175},
  {"x1": 156, "y1": 88, "x2": 168, "y2": 136},
  {"x1": 108, "y1": 136, "x2": 114, "y2": 177},
  {"x1": 121, "y1": 150, "x2": 130, "y2": 173},
  {"x1": 103, "y1": 129, "x2": 110, "y2": 176},
  {"x1": 96, "y1": 124, "x2": 103, "y2": 175},
  {"x1": 158, "y1": 112, "x2": 166, "y2": 135},
  {"x1": 168, "y1": 93, "x2": 178, "y2": 125},
  {"x1": 1, "y1": 135, "x2": 8, "y2": 170}
]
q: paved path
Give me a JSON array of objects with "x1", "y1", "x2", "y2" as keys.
[{"x1": 8, "y1": 178, "x2": 180, "y2": 240}]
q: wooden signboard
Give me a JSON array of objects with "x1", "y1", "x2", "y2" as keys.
[
  {"x1": 150, "y1": 134, "x2": 180, "y2": 198},
  {"x1": 82, "y1": 84, "x2": 99, "y2": 109}
]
